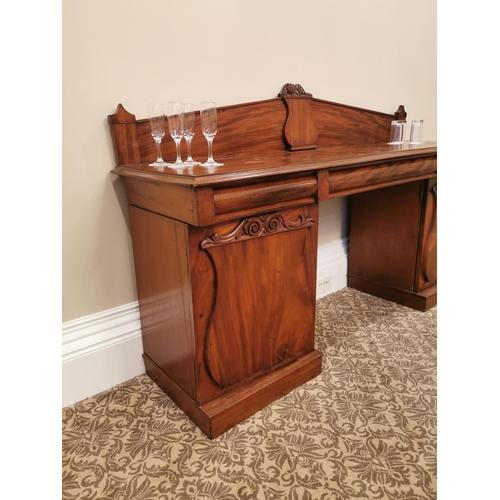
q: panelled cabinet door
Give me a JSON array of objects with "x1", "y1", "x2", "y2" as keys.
[
  {"x1": 415, "y1": 177, "x2": 437, "y2": 292},
  {"x1": 194, "y1": 205, "x2": 319, "y2": 392}
]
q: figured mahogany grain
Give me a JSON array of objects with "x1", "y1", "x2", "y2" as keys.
[
  {"x1": 132, "y1": 98, "x2": 289, "y2": 166},
  {"x1": 327, "y1": 157, "x2": 437, "y2": 198},
  {"x1": 213, "y1": 175, "x2": 317, "y2": 216},
  {"x1": 203, "y1": 205, "x2": 318, "y2": 388},
  {"x1": 312, "y1": 98, "x2": 394, "y2": 146}
]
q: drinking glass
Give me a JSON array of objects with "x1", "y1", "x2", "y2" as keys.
[
  {"x1": 200, "y1": 102, "x2": 224, "y2": 167},
  {"x1": 148, "y1": 103, "x2": 169, "y2": 167},
  {"x1": 408, "y1": 119, "x2": 424, "y2": 144},
  {"x1": 183, "y1": 103, "x2": 200, "y2": 167},
  {"x1": 388, "y1": 120, "x2": 407, "y2": 145},
  {"x1": 166, "y1": 101, "x2": 185, "y2": 167}
]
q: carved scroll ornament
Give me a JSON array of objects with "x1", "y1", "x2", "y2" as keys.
[
  {"x1": 277, "y1": 83, "x2": 312, "y2": 97},
  {"x1": 200, "y1": 212, "x2": 315, "y2": 249}
]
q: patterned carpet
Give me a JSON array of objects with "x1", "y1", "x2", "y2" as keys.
[{"x1": 62, "y1": 287, "x2": 437, "y2": 500}]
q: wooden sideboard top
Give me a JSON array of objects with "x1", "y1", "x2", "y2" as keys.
[{"x1": 111, "y1": 141, "x2": 437, "y2": 187}]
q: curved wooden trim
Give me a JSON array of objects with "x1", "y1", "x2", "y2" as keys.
[
  {"x1": 200, "y1": 211, "x2": 315, "y2": 249},
  {"x1": 202, "y1": 249, "x2": 221, "y2": 388}
]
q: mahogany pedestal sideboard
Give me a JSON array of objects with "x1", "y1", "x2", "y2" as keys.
[{"x1": 108, "y1": 84, "x2": 437, "y2": 438}]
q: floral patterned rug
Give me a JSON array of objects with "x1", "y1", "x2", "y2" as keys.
[{"x1": 62, "y1": 287, "x2": 437, "y2": 499}]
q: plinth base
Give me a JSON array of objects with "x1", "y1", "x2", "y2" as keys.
[
  {"x1": 143, "y1": 350, "x2": 323, "y2": 439},
  {"x1": 348, "y1": 276, "x2": 437, "y2": 312}
]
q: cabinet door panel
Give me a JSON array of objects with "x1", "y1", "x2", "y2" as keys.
[{"x1": 200, "y1": 206, "x2": 318, "y2": 389}]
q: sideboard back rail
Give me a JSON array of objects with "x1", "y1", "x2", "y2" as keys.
[{"x1": 108, "y1": 83, "x2": 405, "y2": 168}]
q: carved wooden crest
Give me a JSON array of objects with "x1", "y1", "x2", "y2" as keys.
[
  {"x1": 278, "y1": 83, "x2": 318, "y2": 151},
  {"x1": 278, "y1": 83, "x2": 312, "y2": 97}
]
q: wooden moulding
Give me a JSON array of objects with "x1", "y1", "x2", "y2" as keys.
[{"x1": 143, "y1": 349, "x2": 323, "y2": 439}]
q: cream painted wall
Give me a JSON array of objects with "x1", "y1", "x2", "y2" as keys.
[{"x1": 62, "y1": 0, "x2": 436, "y2": 323}]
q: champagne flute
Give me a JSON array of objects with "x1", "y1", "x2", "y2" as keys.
[
  {"x1": 166, "y1": 101, "x2": 185, "y2": 167},
  {"x1": 200, "y1": 102, "x2": 224, "y2": 167},
  {"x1": 148, "y1": 103, "x2": 169, "y2": 167},
  {"x1": 183, "y1": 103, "x2": 200, "y2": 167}
]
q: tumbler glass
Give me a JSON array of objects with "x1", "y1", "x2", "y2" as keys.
[
  {"x1": 408, "y1": 120, "x2": 423, "y2": 144},
  {"x1": 388, "y1": 120, "x2": 406, "y2": 145}
]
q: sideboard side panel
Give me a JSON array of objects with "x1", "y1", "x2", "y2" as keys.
[{"x1": 128, "y1": 206, "x2": 197, "y2": 399}]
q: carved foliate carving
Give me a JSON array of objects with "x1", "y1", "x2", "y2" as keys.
[
  {"x1": 278, "y1": 83, "x2": 312, "y2": 97},
  {"x1": 200, "y1": 212, "x2": 315, "y2": 249}
]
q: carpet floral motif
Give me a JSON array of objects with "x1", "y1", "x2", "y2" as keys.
[{"x1": 62, "y1": 288, "x2": 437, "y2": 499}]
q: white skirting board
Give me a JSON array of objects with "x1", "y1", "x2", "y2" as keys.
[
  {"x1": 62, "y1": 302, "x2": 145, "y2": 407},
  {"x1": 316, "y1": 237, "x2": 349, "y2": 299},
  {"x1": 62, "y1": 237, "x2": 349, "y2": 407}
]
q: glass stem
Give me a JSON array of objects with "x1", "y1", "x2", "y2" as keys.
[
  {"x1": 186, "y1": 138, "x2": 193, "y2": 160},
  {"x1": 207, "y1": 138, "x2": 214, "y2": 161},
  {"x1": 175, "y1": 140, "x2": 182, "y2": 162},
  {"x1": 156, "y1": 139, "x2": 163, "y2": 162}
]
